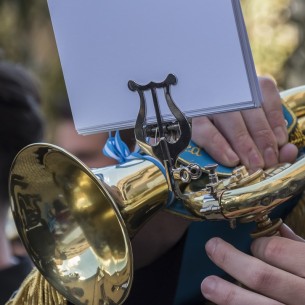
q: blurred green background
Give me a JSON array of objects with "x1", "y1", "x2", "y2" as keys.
[{"x1": 0, "y1": 0, "x2": 304, "y2": 127}]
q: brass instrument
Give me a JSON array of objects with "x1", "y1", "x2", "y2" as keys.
[
  {"x1": 10, "y1": 146, "x2": 168, "y2": 305},
  {"x1": 8, "y1": 85, "x2": 305, "y2": 305}
]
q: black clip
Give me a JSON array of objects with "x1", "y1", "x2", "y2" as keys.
[{"x1": 128, "y1": 74, "x2": 191, "y2": 197}]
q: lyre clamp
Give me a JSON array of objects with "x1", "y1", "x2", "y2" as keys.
[{"x1": 128, "y1": 74, "x2": 202, "y2": 198}]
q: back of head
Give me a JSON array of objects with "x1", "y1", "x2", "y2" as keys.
[{"x1": 0, "y1": 61, "x2": 44, "y2": 206}]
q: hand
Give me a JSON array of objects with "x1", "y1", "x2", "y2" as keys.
[
  {"x1": 192, "y1": 77, "x2": 298, "y2": 171},
  {"x1": 201, "y1": 224, "x2": 305, "y2": 305}
]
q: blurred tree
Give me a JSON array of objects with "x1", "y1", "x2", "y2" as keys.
[
  {"x1": 241, "y1": 0, "x2": 299, "y2": 89},
  {"x1": 0, "y1": 0, "x2": 67, "y2": 122},
  {"x1": 0, "y1": 0, "x2": 304, "y2": 121},
  {"x1": 283, "y1": 0, "x2": 305, "y2": 88}
]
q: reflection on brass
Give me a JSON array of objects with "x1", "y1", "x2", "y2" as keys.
[
  {"x1": 9, "y1": 145, "x2": 168, "y2": 305},
  {"x1": 281, "y1": 85, "x2": 305, "y2": 146},
  {"x1": 8, "y1": 85, "x2": 305, "y2": 305},
  {"x1": 181, "y1": 156, "x2": 305, "y2": 236}
]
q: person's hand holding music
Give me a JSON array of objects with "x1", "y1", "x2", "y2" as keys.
[{"x1": 192, "y1": 77, "x2": 298, "y2": 171}]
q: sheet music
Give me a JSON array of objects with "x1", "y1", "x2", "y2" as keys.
[{"x1": 48, "y1": 0, "x2": 261, "y2": 134}]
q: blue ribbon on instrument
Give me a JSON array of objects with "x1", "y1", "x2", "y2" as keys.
[
  {"x1": 103, "y1": 131, "x2": 175, "y2": 207},
  {"x1": 103, "y1": 104, "x2": 297, "y2": 217}
]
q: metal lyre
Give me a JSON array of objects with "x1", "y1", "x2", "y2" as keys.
[{"x1": 128, "y1": 74, "x2": 202, "y2": 198}]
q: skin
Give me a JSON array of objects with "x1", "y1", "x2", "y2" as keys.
[
  {"x1": 197, "y1": 77, "x2": 303, "y2": 304},
  {"x1": 192, "y1": 77, "x2": 298, "y2": 171},
  {"x1": 55, "y1": 78, "x2": 303, "y2": 299},
  {"x1": 201, "y1": 225, "x2": 305, "y2": 305},
  {"x1": 54, "y1": 120, "x2": 117, "y2": 168}
]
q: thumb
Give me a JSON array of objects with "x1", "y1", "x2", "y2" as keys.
[{"x1": 279, "y1": 223, "x2": 305, "y2": 242}]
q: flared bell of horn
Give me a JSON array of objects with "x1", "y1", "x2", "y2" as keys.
[{"x1": 9, "y1": 143, "x2": 169, "y2": 305}]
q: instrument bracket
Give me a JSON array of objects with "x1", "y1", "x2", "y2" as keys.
[{"x1": 128, "y1": 74, "x2": 201, "y2": 198}]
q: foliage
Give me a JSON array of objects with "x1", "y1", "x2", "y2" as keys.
[
  {"x1": 241, "y1": 0, "x2": 299, "y2": 88},
  {"x1": 284, "y1": 0, "x2": 305, "y2": 87},
  {"x1": 0, "y1": 0, "x2": 66, "y2": 120},
  {"x1": 0, "y1": 0, "x2": 304, "y2": 119}
]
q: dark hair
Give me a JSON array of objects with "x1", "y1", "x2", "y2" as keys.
[{"x1": 0, "y1": 61, "x2": 44, "y2": 203}]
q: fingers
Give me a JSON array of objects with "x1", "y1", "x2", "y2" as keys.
[
  {"x1": 192, "y1": 116, "x2": 240, "y2": 167},
  {"x1": 204, "y1": 237, "x2": 305, "y2": 305},
  {"x1": 201, "y1": 275, "x2": 284, "y2": 305},
  {"x1": 258, "y1": 77, "x2": 288, "y2": 147},
  {"x1": 279, "y1": 223, "x2": 305, "y2": 242},
  {"x1": 278, "y1": 143, "x2": 298, "y2": 164},
  {"x1": 211, "y1": 111, "x2": 265, "y2": 170},
  {"x1": 192, "y1": 77, "x2": 299, "y2": 170},
  {"x1": 251, "y1": 233, "x2": 305, "y2": 277},
  {"x1": 240, "y1": 107, "x2": 279, "y2": 168}
]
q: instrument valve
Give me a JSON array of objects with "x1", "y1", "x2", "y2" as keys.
[
  {"x1": 200, "y1": 164, "x2": 221, "y2": 195},
  {"x1": 172, "y1": 163, "x2": 202, "y2": 183},
  {"x1": 204, "y1": 164, "x2": 219, "y2": 184},
  {"x1": 219, "y1": 166, "x2": 250, "y2": 189},
  {"x1": 232, "y1": 165, "x2": 249, "y2": 181}
]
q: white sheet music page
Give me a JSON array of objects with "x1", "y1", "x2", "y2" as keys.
[{"x1": 48, "y1": 0, "x2": 262, "y2": 134}]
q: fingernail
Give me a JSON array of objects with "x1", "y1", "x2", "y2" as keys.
[
  {"x1": 248, "y1": 148, "x2": 264, "y2": 170},
  {"x1": 274, "y1": 126, "x2": 287, "y2": 147},
  {"x1": 250, "y1": 237, "x2": 262, "y2": 254},
  {"x1": 201, "y1": 277, "x2": 217, "y2": 297},
  {"x1": 263, "y1": 147, "x2": 278, "y2": 167},
  {"x1": 251, "y1": 237, "x2": 272, "y2": 258},
  {"x1": 223, "y1": 149, "x2": 240, "y2": 166},
  {"x1": 205, "y1": 238, "x2": 218, "y2": 258},
  {"x1": 281, "y1": 223, "x2": 293, "y2": 233}
]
